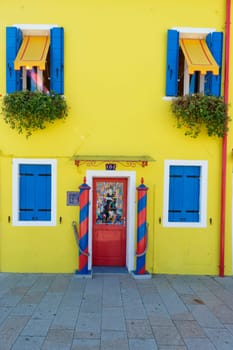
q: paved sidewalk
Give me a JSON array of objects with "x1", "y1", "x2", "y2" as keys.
[{"x1": 1, "y1": 273, "x2": 233, "y2": 349}]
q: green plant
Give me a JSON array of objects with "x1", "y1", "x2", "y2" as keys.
[
  {"x1": 1, "y1": 90, "x2": 68, "y2": 137},
  {"x1": 171, "y1": 93, "x2": 229, "y2": 138}
]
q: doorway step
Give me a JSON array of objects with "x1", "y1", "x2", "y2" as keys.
[{"x1": 92, "y1": 266, "x2": 128, "y2": 275}]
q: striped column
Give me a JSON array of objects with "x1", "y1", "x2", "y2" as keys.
[
  {"x1": 136, "y1": 178, "x2": 148, "y2": 275},
  {"x1": 78, "y1": 177, "x2": 90, "y2": 274}
]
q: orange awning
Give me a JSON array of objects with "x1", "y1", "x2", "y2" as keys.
[
  {"x1": 180, "y1": 38, "x2": 219, "y2": 75},
  {"x1": 14, "y1": 35, "x2": 50, "y2": 70}
]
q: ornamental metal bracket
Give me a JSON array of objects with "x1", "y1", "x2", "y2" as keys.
[{"x1": 73, "y1": 155, "x2": 155, "y2": 168}]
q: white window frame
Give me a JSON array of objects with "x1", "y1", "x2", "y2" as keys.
[
  {"x1": 13, "y1": 24, "x2": 58, "y2": 93},
  {"x1": 163, "y1": 160, "x2": 208, "y2": 228},
  {"x1": 12, "y1": 158, "x2": 57, "y2": 226},
  {"x1": 174, "y1": 27, "x2": 215, "y2": 96}
]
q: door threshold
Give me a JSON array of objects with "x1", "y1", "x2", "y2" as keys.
[{"x1": 92, "y1": 266, "x2": 128, "y2": 274}]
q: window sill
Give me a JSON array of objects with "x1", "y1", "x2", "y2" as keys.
[{"x1": 162, "y1": 96, "x2": 176, "y2": 101}]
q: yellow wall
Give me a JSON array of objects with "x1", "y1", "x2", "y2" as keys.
[{"x1": 0, "y1": 0, "x2": 232, "y2": 275}]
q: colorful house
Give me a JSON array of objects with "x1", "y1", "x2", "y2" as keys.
[{"x1": 0, "y1": 0, "x2": 232, "y2": 276}]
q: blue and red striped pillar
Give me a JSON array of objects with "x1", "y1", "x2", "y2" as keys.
[
  {"x1": 77, "y1": 176, "x2": 91, "y2": 275},
  {"x1": 135, "y1": 178, "x2": 148, "y2": 275}
]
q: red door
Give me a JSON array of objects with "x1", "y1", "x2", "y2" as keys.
[{"x1": 93, "y1": 178, "x2": 127, "y2": 266}]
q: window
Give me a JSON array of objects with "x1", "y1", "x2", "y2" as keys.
[
  {"x1": 165, "y1": 28, "x2": 223, "y2": 97},
  {"x1": 12, "y1": 159, "x2": 57, "y2": 226},
  {"x1": 163, "y1": 160, "x2": 207, "y2": 227},
  {"x1": 6, "y1": 26, "x2": 64, "y2": 94}
]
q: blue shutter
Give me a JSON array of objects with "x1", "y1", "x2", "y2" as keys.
[
  {"x1": 19, "y1": 164, "x2": 51, "y2": 221},
  {"x1": 169, "y1": 166, "x2": 184, "y2": 222},
  {"x1": 50, "y1": 27, "x2": 64, "y2": 94},
  {"x1": 169, "y1": 166, "x2": 200, "y2": 222},
  {"x1": 204, "y1": 33, "x2": 212, "y2": 95},
  {"x1": 19, "y1": 165, "x2": 35, "y2": 221},
  {"x1": 36, "y1": 165, "x2": 52, "y2": 221},
  {"x1": 6, "y1": 27, "x2": 22, "y2": 93},
  {"x1": 189, "y1": 72, "x2": 198, "y2": 94},
  {"x1": 210, "y1": 32, "x2": 223, "y2": 97},
  {"x1": 166, "y1": 29, "x2": 179, "y2": 96},
  {"x1": 204, "y1": 32, "x2": 223, "y2": 97}
]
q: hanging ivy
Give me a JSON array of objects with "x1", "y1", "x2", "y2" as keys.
[
  {"x1": 171, "y1": 94, "x2": 229, "y2": 138},
  {"x1": 1, "y1": 90, "x2": 68, "y2": 138}
]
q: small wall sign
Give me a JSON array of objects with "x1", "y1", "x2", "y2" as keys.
[
  {"x1": 67, "y1": 191, "x2": 80, "y2": 206},
  {"x1": 105, "y1": 163, "x2": 116, "y2": 170}
]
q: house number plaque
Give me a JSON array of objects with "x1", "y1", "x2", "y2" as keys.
[{"x1": 105, "y1": 163, "x2": 116, "y2": 170}]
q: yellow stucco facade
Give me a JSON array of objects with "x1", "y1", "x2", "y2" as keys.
[{"x1": 0, "y1": 0, "x2": 232, "y2": 275}]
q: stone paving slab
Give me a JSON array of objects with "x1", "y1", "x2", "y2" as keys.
[
  {"x1": 74, "y1": 312, "x2": 101, "y2": 339},
  {"x1": 102, "y1": 307, "x2": 126, "y2": 331},
  {"x1": 21, "y1": 318, "x2": 52, "y2": 337},
  {"x1": 100, "y1": 330, "x2": 128, "y2": 350},
  {"x1": 128, "y1": 338, "x2": 158, "y2": 350},
  {"x1": 2, "y1": 273, "x2": 233, "y2": 349},
  {"x1": 42, "y1": 329, "x2": 74, "y2": 350},
  {"x1": 71, "y1": 338, "x2": 100, "y2": 350},
  {"x1": 51, "y1": 306, "x2": 79, "y2": 330},
  {"x1": 11, "y1": 336, "x2": 45, "y2": 350},
  {"x1": 0, "y1": 315, "x2": 30, "y2": 349},
  {"x1": 152, "y1": 325, "x2": 185, "y2": 346}
]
